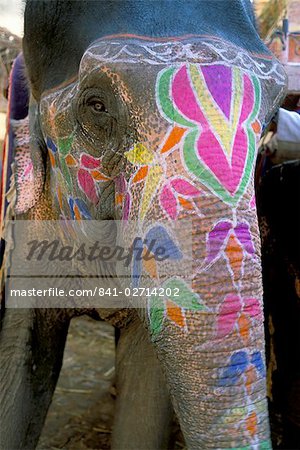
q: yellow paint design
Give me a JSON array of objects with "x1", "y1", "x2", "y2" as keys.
[
  {"x1": 189, "y1": 65, "x2": 243, "y2": 158},
  {"x1": 140, "y1": 165, "x2": 163, "y2": 219},
  {"x1": 125, "y1": 143, "x2": 154, "y2": 165}
]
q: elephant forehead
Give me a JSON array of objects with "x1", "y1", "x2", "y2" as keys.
[{"x1": 79, "y1": 35, "x2": 286, "y2": 82}]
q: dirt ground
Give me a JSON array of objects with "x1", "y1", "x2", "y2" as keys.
[
  {"x1": 37, "y1": 317, "x2": 115, "y2": 450},
  {"x1": 37, "y1": 316, "x2": 185, "y2": 450}
]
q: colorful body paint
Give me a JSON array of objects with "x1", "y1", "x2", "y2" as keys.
[{"x1": 38, "y1": 35, "x2": 286, "y2": 448}]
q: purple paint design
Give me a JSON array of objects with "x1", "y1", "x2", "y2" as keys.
[
  {"x1": 123, "y1": 193, "x2": 131, "y2": 221},
  {"x1": 201, "y1": 65, "x2": 232, "y2": 119},
  {"x1": 234, "y1": 222, "x2": 255, "y2": 255},
  {"x1": 115, "y1": 174, "x2": 126, "y2": 194},
  {"x1": 206, "y1": 220, "x2": 232, "y2": 263}
]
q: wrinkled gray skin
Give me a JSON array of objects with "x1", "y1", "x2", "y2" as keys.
[{"x1": 0, "y1": 1, "x2": 287, "y2": 449}]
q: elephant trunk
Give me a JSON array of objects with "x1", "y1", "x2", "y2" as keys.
[
  {"x1": 151, "y1": 218, "x2": 268, "y2": 448},
  {"x1": 117, "y1": 175, "x2": 270, "y2": 448},
  {"x1": 111, "y1": 48, "x2": 280, "y2": 449}
]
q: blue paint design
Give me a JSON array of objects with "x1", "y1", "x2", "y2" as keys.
[
  {"x1": 75, "y1": 198, "x2": 92, "y2": 219},
  {"x1": 131, "y1": 237, "x2": 144, "y2": 288},
  {"x1": 68, "y1": 197, "x2": 75, "y2": 219},
  {"x1": 46, "y1": 136, "x2": 58, "y2": 153},
  {"x1": 145, "y1": 225, "x2": 182, "y2": 260},
  {"x1": 251, "y1": 351, "x2": 265, "y2": 377},
  {"x1": 218, "y1": 351, "x2": 249, "y2": 386},
  {"x1": 131, "y1": 226, "x2": 182, "y2": 287}
]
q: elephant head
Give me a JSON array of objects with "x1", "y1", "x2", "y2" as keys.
[{"x1": 19, "y1": 2, "x2": 287, "y2": 447}]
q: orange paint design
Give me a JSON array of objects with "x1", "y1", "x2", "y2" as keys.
[
  {"x1": 178, "y1": 196, "x2": 194, "y2": 210},
  {"x1": 225, "y1": 233, "x2": 243, "y2": 280},
  {"x1": 251, "y1": 120, "x2": 261, "y2": 134},
  {"x1": 115, "y1": 193, "x2": 124, "y2": 206},
  {"x1": 65, "y1": 154, "x2": 77, "y2": 166},
  {"x1": 245, "y1": 366, "x2": 256, "y2": 395},
  {"x1": 160, "y1": 126, "x2": 186, "y2": 154},
  {"x1": 246, "y1": 412, "x2": 257, "y2": 438},
  {"x1": 73, "y1": 204, "x2": 81, "y2": 220},
  {"x1": 166, "y1": 300, "x2": 185, "y2": 328},
  {"x1": 49, "y1": 151, "x2": 56, "y2": 168},
  {"x1": 142, "y1": 248, "x2": 158, "y2": 279},
  {"x1": 90, "y1": 170, "x2": 110, "y2": 181},
  {"x1": 238, "y1": 313, "x2": 250, "y2": 345},
  {"x1": 132, "y1": 165, "x2": 149, "y2": 183}
]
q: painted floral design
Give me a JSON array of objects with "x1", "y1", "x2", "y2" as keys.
[
  {"x1": 131, "y1": 225, "x2": 182, "y2": 287},
  {"x1": 46, "y1": 136, "x2": 110, "y2": 217},
  {"x1": 148, "y1": 277, "x2": 207, "y2": 335},
  {"x1": 216, "y1": 294, "x2": 263, "y2": 343},
  {"x1": 216, "y1": 402, "x2": 270, "y2": 447},
  {"x1": 129, "y1": 225, "x2": 207, "y2": 334},
  {"x1": 159, "y1": 178, "x2": 202, "y2": 219},
  {"x1": 218, "y1": 350, "x2": 265, "y2": 387},
  {"x1": 114, "y1": 174, "x2": 131, "y2": 221},
  {"x1": 125, "y1": 143, "x2": 202, "y2": 220},
  {"x1": 205, "y1": 220, "x2": 256, "y2": 280},
  {"x1": 157, "y1": 64, "x2": 261, "y2": 205},
  {"x1": 77, "y1": 153, "x2": 110, "y2": 204},
  {"x1": 68, "y1": 197, "x2": 92, "y2": 220}
]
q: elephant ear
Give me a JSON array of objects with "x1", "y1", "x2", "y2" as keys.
[
  {"x1": 2, "y1": 54, "x2": 45, "y2": 216},
  {"x1": 15, "y1": 97, "x2": 45, "y2": 214}
]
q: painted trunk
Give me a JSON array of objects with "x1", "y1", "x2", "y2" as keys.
[{"x1": 111, "y1": 37, "x2": 286, "y2": 449}]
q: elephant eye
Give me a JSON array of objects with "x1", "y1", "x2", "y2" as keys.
[{"x1": 86, "y1": 97, "x2": 108, "y2": 114}]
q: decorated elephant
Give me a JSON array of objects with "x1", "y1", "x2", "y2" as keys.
[{"x1": 0, "y1": 1, "x2": 287, "y2": 449}]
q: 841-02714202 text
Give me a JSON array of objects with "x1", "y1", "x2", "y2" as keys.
[{"x1": 9, "y1": 287, "x2": 180, "y2": 298}]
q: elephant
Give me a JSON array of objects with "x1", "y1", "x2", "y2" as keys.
[{"x1": 0, "y1": 1, "x2": 288, "y2": 449}]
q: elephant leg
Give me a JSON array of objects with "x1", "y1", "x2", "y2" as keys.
[
  {"x1": 111, "y1": 316, "x2": 173, "y2": 450},
  {"x1": 0, "y1": 308, "x2": 70, "y2": 449}
]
